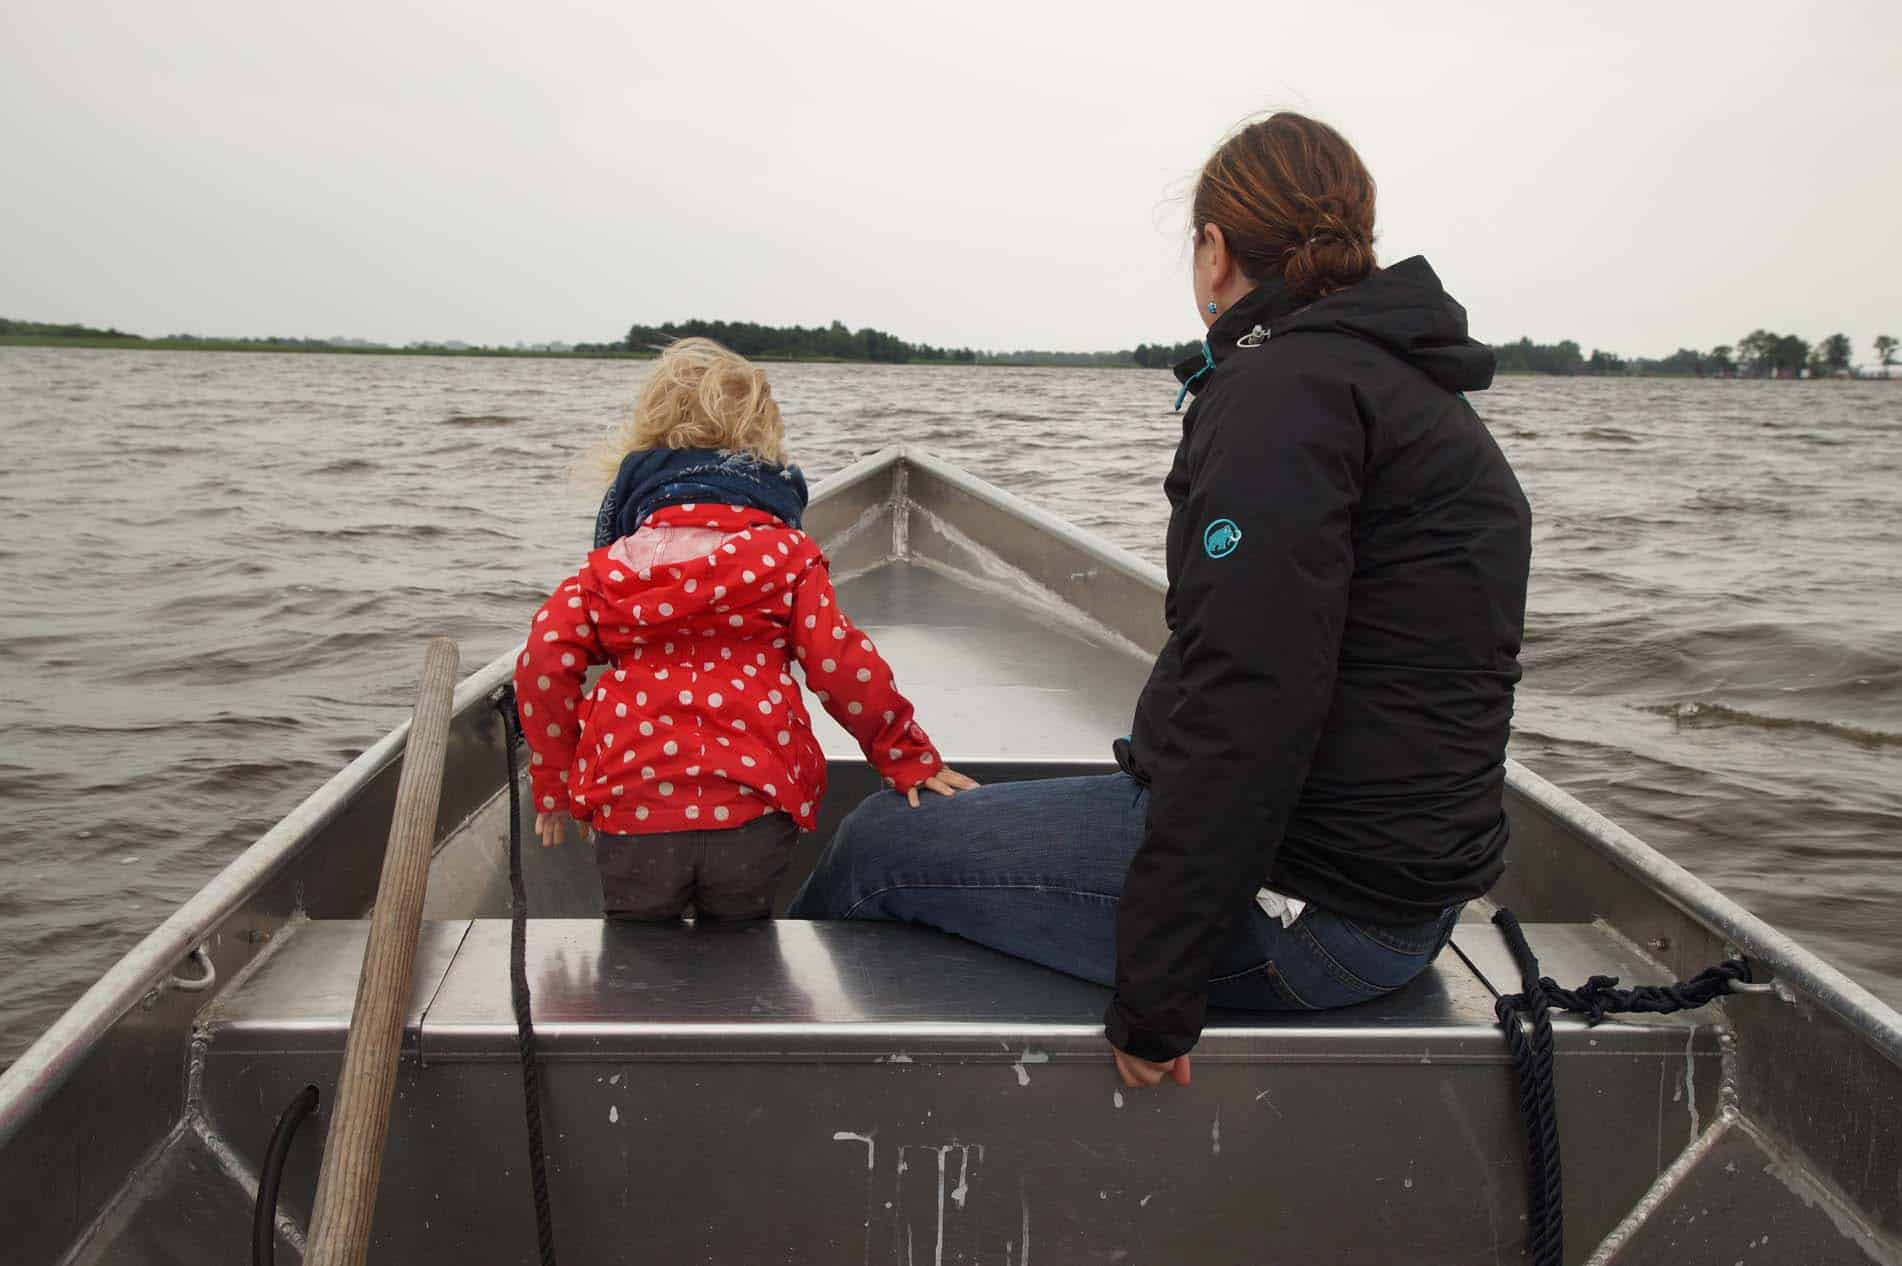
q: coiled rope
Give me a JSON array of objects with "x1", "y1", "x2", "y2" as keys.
[
  {"x1": 496, "y1": 685, "x2": 559, "y2": 1265},
  {"x1": 1489, "y1": 907, "x2": 1752, "y2": 1266}
]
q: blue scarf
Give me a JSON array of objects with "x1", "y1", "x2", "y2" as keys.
[{"x1": 593, "y1": 447, "x2": 810, "y2": 549}]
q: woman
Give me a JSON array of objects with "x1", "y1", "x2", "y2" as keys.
[{"x1": 789, "y1": 112, "x2": 1531, "y2": 1092}]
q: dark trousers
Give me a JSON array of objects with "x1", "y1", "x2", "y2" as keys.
[{"x1": 595, "y1": 812, "x2": 798, "y2": 922}]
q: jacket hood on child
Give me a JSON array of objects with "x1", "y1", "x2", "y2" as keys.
[
  {"x1": 595, "y1": 447, "x2": 810, "y2": 548},
  {"x1": 517, "y1": 502, "x2": 939, "y2": 835}
]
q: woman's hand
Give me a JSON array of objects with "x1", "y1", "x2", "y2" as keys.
[
  {"x1": 1111, "y1": 1042, "x2": 1193, "y2": 1090},
  {"x1": 535, "y1": 812, "x2": 582, "y2": 849},
  {"x1": 906, "y1": 767, "x2": 980, "y2": 808}
]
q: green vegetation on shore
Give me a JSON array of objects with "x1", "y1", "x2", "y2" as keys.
[
  {"x1": 6, "y1": 315, "x2": 1894, "y2": 378},
  {"x1": 1, "y1": 316, "x2": 1200, "y2": 369},
  {"x1": 1496, "y1": 329, "x2": 1896, "y2": 379},
  {"x1": 589, "y1": 319, "x2": 1200, "y2": 368},
  {"x1": 0, "y1": 318, "x2": 649, "y2": 360}
]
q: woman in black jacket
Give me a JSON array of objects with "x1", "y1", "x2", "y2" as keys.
[{"x1": 791, "y1": 112, "x2": 1531, "y2": 1091}]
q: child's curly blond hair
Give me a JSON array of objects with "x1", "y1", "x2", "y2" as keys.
[{"x1": 586, "y1": 337, "x2": 786, "y2": 482}]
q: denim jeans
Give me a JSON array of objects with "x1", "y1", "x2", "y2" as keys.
[{"x1": 789, "y1": 773, "x2": 1460, "y2": 1011}]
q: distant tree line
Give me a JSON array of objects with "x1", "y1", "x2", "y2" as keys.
[
  {"x1": 14, "y1": 312, "x2": 1894, "y2": 377},
  {"x1": 0, "y1": 317, "x2": 139, "y2": 339},
  {"x1": 590, "y1": 319, "x2": 980, "y2": 364},
  {"x1": 1, "y1": 317, "x2": 382, "y2": 351},
  {"x1": 583, "y1": 320, "x2": 1208, "y2": 369},
  {"x1": 163, "y1": 332, "x2": 356, "y2": 350},
  {"x1": 1131, "y1": 341, "x2": 1205, "y2": 368},
  {"x1": 1495, "y1": 330, "x2": 1896, "y2": 379},
  {"x1": 0, "y1": 318, "x2": 607, "y2": 359},
  {"x1": 975, "y1": 341, "x2": 1202, "y2": 367}
]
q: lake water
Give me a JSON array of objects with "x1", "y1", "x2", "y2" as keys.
[{"x1": 1, "y1": 348, "x2": 1898, "y2": 1062}]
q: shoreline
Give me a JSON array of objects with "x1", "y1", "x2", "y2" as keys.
[
  {"x1": 4, "y1": 336, "x2": 1894, "y2": 380},
  {"x1": 0, "y1": 334, "x2": 656, "y2": 360},
  {"x1": 0, "y1": 335, "x2": 1159, "y2": 370},
  {"x1": 1489, "y1": 367, "x2": 1892, "y2": 382}
]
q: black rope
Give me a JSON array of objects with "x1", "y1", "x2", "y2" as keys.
[
  {"x1": 1525, "y1": 960, "x2": 1751, "y2": 1026},
  {"x1": 1492, "y1": 910, "x2": 1563, "y2": 1266},
  {"x1": 497, "y1": 685, "x2": 559, "y2": 1265},
  {"x1": 1490, "y1": 908, "x2": 1752, "y2": 1266},
  {"x1": 251, "y1": 1083, "x2": 320, "y2": 1266}
]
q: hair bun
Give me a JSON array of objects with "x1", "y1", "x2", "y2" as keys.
[{"x1": 1284, "y1": 230, "x2": 1374, "y2": 302}]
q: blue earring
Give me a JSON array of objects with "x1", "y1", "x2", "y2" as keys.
[{"x1": 1206, "y1": 301, "x2": 1218, "y2": 315}]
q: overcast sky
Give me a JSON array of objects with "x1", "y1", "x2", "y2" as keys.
[{"x1": 3, "y1": 2, "x2": 1897, "y2": 357}]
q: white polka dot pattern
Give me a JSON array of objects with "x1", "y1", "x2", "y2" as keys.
[{"x1": 510, "y1": 502, "x2": 941, "y2": 834}]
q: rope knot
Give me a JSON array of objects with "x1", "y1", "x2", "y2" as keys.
[
  {"x1": 1487, "y1": 908, "x2": 1754, "y2": 1266},
  {"x1": 1571, "y1": 974, "x2": 1624, "y2": 1025}
]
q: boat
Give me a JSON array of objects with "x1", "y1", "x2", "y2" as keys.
[{"x1": 2, "y1": 446, "x2": 1897, "y2": 1264}]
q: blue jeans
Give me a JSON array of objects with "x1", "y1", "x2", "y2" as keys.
[
  {"x1": 783, "y1": 767, "x2": 1453, "y2": 1003},
  {"x1": 789, "y1": 773, "x2": 1461, "y2": 1011}
]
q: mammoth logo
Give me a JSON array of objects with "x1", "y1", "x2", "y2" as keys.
[{"x1": 1203, "y1": 519, "x2": 1243, "y2": 559}]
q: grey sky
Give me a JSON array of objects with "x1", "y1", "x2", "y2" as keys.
[{"x1": 3, "y1": 1, "x2": 1897, "y2": 358}]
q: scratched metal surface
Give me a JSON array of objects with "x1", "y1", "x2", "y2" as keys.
[
  {"x1": 1596, "y1": 1119, "x2": 1888, "y2": 1266},
  {"x1": 183, "y1": 917, "x2": 1715, "y2": 1265},
  {"x1": 60, "y1": 1123, "x2": 302, "y2": 1266}
]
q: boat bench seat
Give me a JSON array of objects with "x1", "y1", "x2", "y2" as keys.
[
  {"x1": 203, "y1": 915, "x2": 1716, "y2": 1060},
  {"x1": 193, "y1": 916, "x2": 1726, "y2": 1264}
]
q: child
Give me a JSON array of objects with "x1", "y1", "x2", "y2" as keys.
[{"x1": 514, "y1": 337, "x2": 974, "y2": 921}]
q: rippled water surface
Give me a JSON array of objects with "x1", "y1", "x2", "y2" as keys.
[{"x1": 2, "y1": 348, "x2": 1898, "y2": 1060}]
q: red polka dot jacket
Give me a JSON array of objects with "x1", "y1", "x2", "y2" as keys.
[{"x1": 514, "y1": 503, "x2": 941, "y2": 834}]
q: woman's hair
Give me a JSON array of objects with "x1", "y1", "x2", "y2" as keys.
[
  {"x1": 585, "y1": 337, "x2": 786, "y2": 482},
  {"x1": 1192, "y1": 112, "x2": 1378, "y2": 303}
]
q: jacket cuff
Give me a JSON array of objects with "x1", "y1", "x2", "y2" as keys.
[
  {"x1": 870, "y1": 722, "x2": 940, "y2": 791},
  {"x1": 1103, "y1": 995, "x2": 1191, "y2": 1063},
  {"x1": 1110, "y1": 736, "x2": 1148, "y2": 786},
  {"x1": 879, "y1": 748, "x2": 942, "y2": 791},
  {"x1": 527, "y1": 771, "x2": 568, "y2": 814}
]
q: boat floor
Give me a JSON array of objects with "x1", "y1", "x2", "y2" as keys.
[{"x1": 813, "y1": 557, "x2": 1148, "y2": 762}]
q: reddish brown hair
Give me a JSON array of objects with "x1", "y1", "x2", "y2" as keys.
[{"x1": 1193, "y1": 112, "x2": 1378, "y2": 303}]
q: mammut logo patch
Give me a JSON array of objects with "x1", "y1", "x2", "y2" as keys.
[{"x1": 1203, "y1": 519, "x2": 1242, "y2": 559}]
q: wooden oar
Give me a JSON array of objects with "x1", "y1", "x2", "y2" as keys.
[{"x1": 305, "y1": 637, "x2": 460, "y2": 1266}]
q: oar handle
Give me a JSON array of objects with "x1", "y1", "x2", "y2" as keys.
[{"x1": 305, "y1": 637, "x2": 460, "y2": 1266}]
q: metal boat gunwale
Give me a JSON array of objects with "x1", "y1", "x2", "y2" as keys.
[
  {"x1": 875, "y1": 445, "x2": 1169, "y2": 589},
  {"x1": 1504, "y1": 754, "x2": 1902, "y2": 1064}
]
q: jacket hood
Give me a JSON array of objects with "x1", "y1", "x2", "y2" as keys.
[
  {"x1": 1280, "y1": 256, "x2": 1494, "y2": 392},
  {"x1": 582, "y1": 504, "x2": 810, "y2": 637},
  {"x1": 1179, "y1": 256, "x2": 1495, "y2": 395}
]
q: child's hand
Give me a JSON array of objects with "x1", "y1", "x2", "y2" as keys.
[
  {"x1": 905, "y1": 767, "x2": 980, "y2": 808},
  {"x1": 535, "y1": 812, "x2": 580, "y2": 848}
]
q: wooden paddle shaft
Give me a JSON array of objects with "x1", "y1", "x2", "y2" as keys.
[{"x1": 305, "y1": 637, "x2": 460, "y2": 1266}]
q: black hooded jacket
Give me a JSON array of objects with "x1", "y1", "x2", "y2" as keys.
[{"x1": 1106, "y1": 257, "x2": 1531, "y2": 1062}]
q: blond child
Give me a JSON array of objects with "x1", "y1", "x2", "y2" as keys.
[{"x1": 514, "y1": 338, "x2": 973, "y2": 919}]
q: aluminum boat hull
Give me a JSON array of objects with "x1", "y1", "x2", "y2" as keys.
[{"x1": 3, "y1": 448, "x2": 1896, "y2": 1264}]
